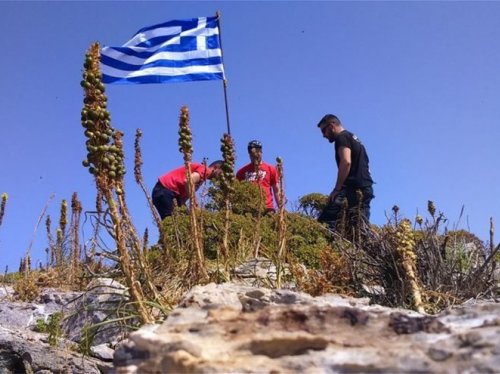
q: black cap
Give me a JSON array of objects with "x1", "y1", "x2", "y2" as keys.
[{"x1": 247, "y1": 140, "x2": 262, "y2": 152}]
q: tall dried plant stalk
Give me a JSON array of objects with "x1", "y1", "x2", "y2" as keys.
[
  {"x1": 0, "y1": 193, "x2": 7, "y2": 227},
  {"x1": 143, "y1": 228, "x2": 149, "y2": 254},
  {"x1": 251, "y1": 148, "x2": 264, "y2": 258},
  {"x1": 81, "y1": 43, "x2": 153, "y2": 324},
  {"x1": 134, "y1": 128, "x2": 169, "y2": 255},
  {"x1": 70, "y1": 193, "x2": 82, "y2": 284},
  {"x1": 490, "y1": 217, "x2": 494, "y2": 254},
  {"x1": 396, "y1": 219, "x2": 424, "y2": 313},
  {"x1": 45, "y1": 215, "x2": 55, "y2": 266},
  {"x1": 170, "y1": 199, "x2": 183, "y2": 259},
  {"x1": 55, "y1": 227, "x2": 63, "y2": 269},
  {"x1": 116, "y1": 186, "x2": 164, "y2": 305},
  {"x1": 59, "y1": 199, "x2": 68, "y2": 234},
  {"x1": 54, "y1": 199, "x2": 68, "y2": 272},
  {"x1": 220, "y1": 133, "x2": 236, "y2": 273},
  {"x1": 25, "y1": 193, "x2": 54, "y2": 276},
  {"x1": 178, "y1": 106, "x2": 208, "y2": 281},
  {"x1": 275, "y1": 157, "x2": 287, "y2": 288},
  {"x1": 88, "y1": 190, "x2": 104, "y2": 260},
  {"x1": 427, "y1": 200, "x2": 436, "y2": 221}
]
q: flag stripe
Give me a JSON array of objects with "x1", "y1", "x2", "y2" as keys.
[
  {"x1": 100, "y1": 16, "x2": 225, "y2": 85},
  {"x1": 103, "y1": 72, "x2": 224, "y2": 85},
  {"x1": 101, "y1": 54, "x2": 223, "y2": 71},
  {"x1": 102, "y1": 63, "x2": 225, "y2": 78},
  {"x1": 102, "y1": 36, "x2": 222, "y2": 61}
]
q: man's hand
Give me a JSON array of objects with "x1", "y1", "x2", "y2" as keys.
[{"x1": 329, "y1": 189, "x2": 341, "y2": 203}]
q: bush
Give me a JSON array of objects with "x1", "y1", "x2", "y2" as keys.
[
  {"x1": 206, "y1": 179, "x2": 265, "y2": 215},
  {"x1": 297, "y1": 193, "x2": 328, "y2": 219},
  {"x1": 13, "y1": 274, "x2": 40, "y2": 302},
  {"x1": 159, "y1": 210, "x2": 331, "y2": 270}
]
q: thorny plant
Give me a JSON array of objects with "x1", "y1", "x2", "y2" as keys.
[
  {"x1": 289, "y1": 191, "x2": 497, "y2": 312},
  {"x1": 333, "y1": 200, "x2": 498, "y2": 313}
]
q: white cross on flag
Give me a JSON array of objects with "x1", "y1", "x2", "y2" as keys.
[{"x1": 100, "y1": 16, "x2": 225, "y2": 84}]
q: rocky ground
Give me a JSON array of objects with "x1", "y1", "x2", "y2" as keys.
[
  {"x1": 0, "y1": 275, "x2": 499, "y2": 373},
  {"x1": 113, "y1": 283, "x2": 500, "y2": 373},
  {"x1": 0, "y1": 283, "x2": 111, "y2": 373}
]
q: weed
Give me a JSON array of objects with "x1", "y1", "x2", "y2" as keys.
[{"x1": 47, "y1": 312, "x2": 63, "y2": 347}]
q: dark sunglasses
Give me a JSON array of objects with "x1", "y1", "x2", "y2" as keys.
[{"x1": 320, "y1": 124, "x2": 331, "y2": 135}]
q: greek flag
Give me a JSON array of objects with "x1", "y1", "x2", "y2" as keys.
[{"x1": 100, "y1": 16, "x2": 225, "y2": 84}]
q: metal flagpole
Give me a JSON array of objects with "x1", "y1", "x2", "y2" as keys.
[{"x1": 216, "y1": 11, "x2": 232, "y2": 135}]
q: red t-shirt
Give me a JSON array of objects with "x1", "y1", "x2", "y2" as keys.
[
  {"x1": 236, "y1": 162, "x2": 278, "y2": 209},
  {"x1": 158, "y1": 163, "x2": 211, "y2": 199}
]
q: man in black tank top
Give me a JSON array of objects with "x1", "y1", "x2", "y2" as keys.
[{"x1": 316, "y1": 114, "x2": 374, "y2": 232}]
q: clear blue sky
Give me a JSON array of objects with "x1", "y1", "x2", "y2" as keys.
[{"x1": 1, "y1": 1, "x2": 499, "y2": 272}]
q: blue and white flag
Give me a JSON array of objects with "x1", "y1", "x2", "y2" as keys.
[{"x1": 100, "y1": 16, "x2": 225, "y2": 84}]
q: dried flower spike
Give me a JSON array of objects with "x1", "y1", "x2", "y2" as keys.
[
  {"x1": 0, "y1": 193, "x2": 7, "y2": 226},
  {"x1": 220, "y1": 133, "x2": 236, "y2": 197},
  {"x1": 427, "y1": 200, "x2": 436, "y2": 218},
  {"x1": 178, "y1": 106, "x2": 193, "y2": 161},
  {"x1": 81, "y1": 42, "x2": 124, "y2": 192}
]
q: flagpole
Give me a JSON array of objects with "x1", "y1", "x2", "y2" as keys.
[{"x1": 216, "y1": 11, "x2": 232, "y2": 135}]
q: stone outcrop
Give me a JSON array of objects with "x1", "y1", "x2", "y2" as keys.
[
  {"x1": 0, "y1": 285, "x2": 111, "y2": 373},
  {"x1": 0, "y1": 278, "x2": 134, "y2": 373},
  {"x1": 113, "y1": 283, "x2": 500, "y2": 373},
  {"x1": 1, "y1": 279, "x2": 499, "y2": 373},
  {"x1": 0, "y1": 327, "x2": 106, "y2": 374}
]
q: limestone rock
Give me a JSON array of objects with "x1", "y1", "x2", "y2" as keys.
[
  {"x1": 0, "y1": 326, "x2": 107, "y2": 373},
  {"x1": 0, "y1": 278, "x2": 126, "y2": 373},
  {"x1": 113, "y1": 283, "x2": 500, "y2": 374}
]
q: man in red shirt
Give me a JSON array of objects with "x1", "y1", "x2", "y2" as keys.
[
  {"x1": 236, "y1": 140, "x2": 280, "y2": 214},
  {"x1": 152, "y1": 160, "x2": 223, "y2": 219}
]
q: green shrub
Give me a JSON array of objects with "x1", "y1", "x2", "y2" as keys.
[
  {"x1": 206, "y1": 179, "x2": 264, "y2": 215},
  {"x1": 159, "y1": 210, "x2": 331, "y2": 270}
]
